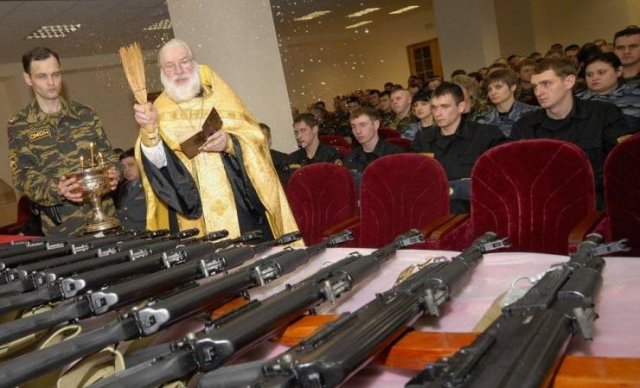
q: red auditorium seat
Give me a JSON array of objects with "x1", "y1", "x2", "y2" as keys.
[
  {"x1": 286, "y1": 163, "x2": 358, "y2": 245},
  {"x1": 319, "y1": 135, "x2": 351, "y2": 150},
  {"x1": 600, "y1": 133, "x2": 640, "y2": 256},
  {"x1": 326, "y1": 154, "x2": 451, "y2": 248},
  {"x1": 429, "y1": 139, "x2": 600, "y2": 254}
]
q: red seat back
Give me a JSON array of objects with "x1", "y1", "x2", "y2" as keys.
[
  {"x1": 359, "y1": 154, "x2": 449, "y2": 248},
  {"x1": 471, "y1": 139, "x2": 596, "y2": 254},
  {"x1": 604, "y1": 133, "x2": 640, "y2": 256},
  {"x1": 286, "y1": 163, "x2": 357, "y2": 245}
]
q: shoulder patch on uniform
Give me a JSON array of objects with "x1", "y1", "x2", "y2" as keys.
[
  {"x1": 617, "y1": 134, "x2": 632, "y2": 143},
  {"x1": 8, "y1": 152, "x2": 18, "y2": 175},
  {"x1": 28, "y1": 128, "x2": 52, "y2": 142}
]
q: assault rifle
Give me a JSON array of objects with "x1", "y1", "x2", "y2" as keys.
[
  {"x1": 406, "y1": 234, "x2": 629, "y2": 388},
  {"x1": 91, "y1": 229, "x2": 425, "y2": 388},
  {"x1": 0, "y1": 229, "x2": 228, "y2": 315},
  {"x1": 0, "y1": 229, "x2": 284, "y2": 346},
  {"x1": 0, "y1": 229, "x2": 142, "y2": 271},
  {"x1": 0, "y1": 231, "x2": 352, "y2": 386},
  {"x1": 200, "y1": 232, "x2": 509, "y2": 388},
  {"x1": 0, "y1": 229, "x2": 174, "y2": 296},
  {"x1": 6, "y1": 229, "x2": 173, "y2": 282}
]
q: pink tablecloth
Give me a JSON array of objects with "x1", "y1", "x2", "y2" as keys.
[{"x1": 238, "y1": 247, "x2": 640, "y2": 386}]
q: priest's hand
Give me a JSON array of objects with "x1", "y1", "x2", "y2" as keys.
[
  {"x1": 107, "y1": 166, "x2": 120, "y2": 191},
  {"x1": 200, "y1": 131, "x2": 229, "y2": 153},
  {"x1": 57, "y1": 175, "x2": 83, "y2": 203},
  {"x1": 133, "y1": 102, "x2": 158, "y2": 128}
]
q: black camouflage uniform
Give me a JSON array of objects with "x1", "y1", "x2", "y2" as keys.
[{"x1": 8, "y1": 98, "x2": 119, "y2": 236}]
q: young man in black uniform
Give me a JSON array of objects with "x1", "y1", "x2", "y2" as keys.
[
  {"x1": 283, "y1": 113, "x2": 342, "y2": 181},
  {"x1": 511, "y1": 57, "x2": 633, "y2": 208},
  {"x1": 344, "y1": 107, "x2": 404, "y2": 174},
  {"x1": 412, "y1": 82, "x2": 507, "y2": 214}
]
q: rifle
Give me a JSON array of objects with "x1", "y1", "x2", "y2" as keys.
[
  {"x1": 5, "y1": 230, "x2": 174, "y2": 281},
  {"x1": 0, "y1": 231, "x2": 351, "y2": 386},
  {"x1": 0, "y1": 229, "x2": 227, "y2": 315},
  {"x1": 0, "y1": 229, "x2": 140, "y2": 271},
  {"x1": 405, "y1": 234, "x2": 629, "y2": 388},
  {"x1": 92, "y1": 229, "x2": 425, "y2": 388},
  {"x1": 0, "y1": 229, "x2": 277, "y2": 346},
  {"x1": 199, "y1": 232, "x2": 509, "y2": 388}
]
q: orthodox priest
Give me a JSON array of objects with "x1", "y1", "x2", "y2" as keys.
[{"x1": 132, "y1": 38, "x2": 298, "y2": 240}]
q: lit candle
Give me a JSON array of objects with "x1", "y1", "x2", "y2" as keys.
[
  {"x1": 98, "y1": 152, "x2": 104, "y2": 168},
  {"x1": 90, "y1": 142, "x2": 95, "y2": 167},
  {"x1": 80, "y1": 155, "x2": 84, "y2": 170}
]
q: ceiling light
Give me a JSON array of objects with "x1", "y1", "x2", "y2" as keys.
[
  {"x1": 389, "y1": 5, "x2": 420, "y2": 15},
  {"x1": 25, "y1": 24, "x2": 81, "y2": 40},
  {"x1": 347, "y1": 8, "x2": 381, "y2": 18},
  {"x1": 294, "y1": 10, "x2": 331, "y2": 21},
  {"x1": 143, "y1": 18, "x2": 172, "y2": 31},
  {"x1": 346, "y1": 21, "x2": 373, "y2": 29}
]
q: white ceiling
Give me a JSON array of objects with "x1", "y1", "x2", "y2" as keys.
[{"x1": 0, "y1": 0, "x2": 429, "y2": 65}]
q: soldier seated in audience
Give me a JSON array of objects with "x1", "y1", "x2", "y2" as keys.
[
  {"x1": 577, "y1": 52, "x2": 640, "y2": 131},
  {"x1": 511, "y1": 57, "x2": 635, "y2": 208},
  {"x1": 613, "y1": 26, "x2": 640, "y2": 87},
  {"x1": 516, "y1": 58, "x2": 539, "y2": 105},
  {"x1": 412, "y1": 82, "x2": 506, "y2": 214},
  {"x1": 390, "y1": 88, "x2": 418, "y2": 139},
  {"x1": 115, "y1": 148, "x2": 146, "y2": 230},
  {"x1": 283, "y1": 113, "x2": 342, "y2": 181},
  {"x1": 378, "y1": 91, "x2": 395, "y2": 128},
  {"x1": 477, "y1": 69, "x2": 539, "y2": 136},
  {"x1": 405, "y1": 90, "x2": 434, "y2": 141},
  {"x1": 344, "y1": 107, "x2": 404, "y2": 175}
]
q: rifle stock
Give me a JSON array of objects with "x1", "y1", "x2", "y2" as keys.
[
  {"x1": 405, "y1": 234, "x2": 629, "y2": 388},
  {"x1": 200, "y1": 232, "x2": 508, "y2": 388}
]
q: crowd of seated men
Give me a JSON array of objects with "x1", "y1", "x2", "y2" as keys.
[{"x1": 269, "y1": 26, "x2": 640, "y2": 214}]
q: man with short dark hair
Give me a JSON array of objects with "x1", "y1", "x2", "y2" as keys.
[
  {"x1": 511, "y1": 57, "x2": 633, "y2": 207},
  {"x1": 116, "y1": 148, "x2": 146, "y2": 230},
  {"x1": 412, "y1": 82, "x2": 506, "y2": 213},
  {"x1": 343, "y1": 107, "x2": 404, "y2": 173},
  {"x1": 367, "y1": 89, "x2": 381, "y2": 109},
  {"x1": 285, "y1": 113, "x2": 341, "y2": 170},
  {"x1": 613, "y1": 27, "x2": 640, "y2": 85},
  {"x1": 8, "y1": 47, "x2": 120, "y2": 236},
  {"x1": 378, "y1": 91, "x2": 394, "y2": 127},
  {"x1": 564, "y1": 44, "x2": 580, "y2": 66}
]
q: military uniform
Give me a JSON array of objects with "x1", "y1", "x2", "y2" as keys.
[
  {"x1": 115, "y1": 179, "x2": 146, "y2": 230},
  {"x1": 412, "y1": 121, "x2": 507, "y2": 213},
  {"x1": 344, "y1": 140, "x2": 404, "y2": 173},
  {"x1": 282, "y1": 143, "x2": 342, "y2": 183},
  {"x1": 511, "y1": 97, "x2": 634, "y2": 208},
  {"x1": 390, "y1": 114, "x2": 418, "y2": 138},
  {"x1": 8, "y1": 98, "x2": 119, "y2": 236}
]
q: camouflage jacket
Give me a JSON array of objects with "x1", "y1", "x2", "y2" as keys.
[
  {"x1": 390, "y1": 113, "x2": 418, "y2": 137},
  {"x1": 7, "y1": 98, "x2": 119, "y2": 236}
]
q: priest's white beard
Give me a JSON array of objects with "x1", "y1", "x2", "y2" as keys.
[{"x1": 161, "y1": 62, "x2": 201, "y2": 102}]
